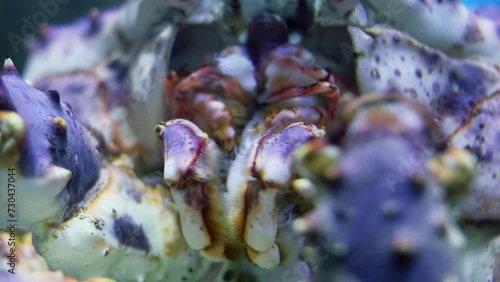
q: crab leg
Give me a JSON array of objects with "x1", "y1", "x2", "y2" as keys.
[
  {"x1": 227, "y1": 119, "x2": 324, "y2": 268},
  {"x1": 157, "y1": 119, "x2": 226, "y2": 261},
  {"x1": 34, "y1": 160, "x2": 201, "y2": 282},
  {"x1": 173, "y1": 67, "x2": 246, "y2": 100},
  {"x1": 191, "y1": 93, "x2": 240, "y2": 152},
  {"x1": 0, "y1": 58, "x2": 99, "y2": 226},
  {"x1": 167, "y1": 68, "x2": 252, "y2": 151},
  {"x1": 246, "y1": 122, "x2": 324, "y2": 249},
  {"x1": 261, "y1": 81, "x2": 339, "y2": 118},
  {"x1": 259, "y1": 48, "x2": 335, "y2": 95},
  {"x1": 265, "y1": 56, "x2": 334, "y2": 84},
  {"x1": 173, "y1": 67, "x2": 214, "y2": 95},
  {"x1": 1, "y1": 58, "x2": 203, "y2": 281}
]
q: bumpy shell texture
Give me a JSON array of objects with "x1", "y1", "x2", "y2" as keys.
[{"x1": 1, "y1": 59, "x2": 101, "y2": 208}]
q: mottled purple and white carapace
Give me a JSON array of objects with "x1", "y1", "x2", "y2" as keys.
[{"x1": 0, "y1": 59, "x2": 100, "y2": 225}]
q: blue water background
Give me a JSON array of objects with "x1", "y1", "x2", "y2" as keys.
[{"x1": 462, "y1": 0, "x2": 500, "y2": 8}]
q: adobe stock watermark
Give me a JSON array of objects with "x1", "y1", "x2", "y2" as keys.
[{"x1": 7, "y1": 0, "x2": 71, "y2": 53}]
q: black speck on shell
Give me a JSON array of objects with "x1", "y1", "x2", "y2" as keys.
[
  {"x1": 113, "y1": 215, "x2": 150, "y2": 252},
  {"x1": 425, "y1": 52, "x2": 440, "y2": 65},
  {"x1": 415, "y1": 69, "x2": 422, "y2": 79},
  {"x1": 371, "y1": 68, "x2": 381, "y2": 79},
  {"x1": 404, "y1": 88, "x2": 418, "y2": 98}
]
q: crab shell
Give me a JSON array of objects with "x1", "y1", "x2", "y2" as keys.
[
  {"x1": 0, "y1": 232, "x2": 112, "y2": 282},
  {"x1": 157, "y1": 116, "x2": 323, "y2": 273},
  {"x1": 0, "y1": 59, "x2": 212, "y2": 282},
  {"x1": 34, "y1": 162, "x2": 204, "y2": 282},
  {"x1": 0, "y1": 59, "x2": 101, "y2": 226},
  {"x1": 314, "y1": 0, "x2": 500, "y2": 64},
  {"x1": 295, "y1": 94, "x2": 469, "y2": 282},
  {"x1": 350, "y1": 26, "x2": 500, "y2": 220},
  {"x1": 22, "y1": 0, "x2": 227, "y2": 172},
  {"x1": 23, "y1": 0, "x2": 218, "y2": 82},
  {"x1": 5, "y1": 0, "x2": 500, "y2": 280}
]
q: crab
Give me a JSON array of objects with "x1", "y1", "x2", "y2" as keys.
[
  {"x1": 156, "y1": 11, "x2": 338, "y2": 271},
  {"x1": 1, "y1": 0, "x2": 500, "y2": 281},
  {"x1": 165, "y1": 13, "x2": 338, "y2": 152},
  {"x1": 293, "y1": 93, "x2": 475, "y2": 281}
]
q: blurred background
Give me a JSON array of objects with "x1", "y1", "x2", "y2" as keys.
[
  {"x1": 0, "y1": 0, "x2": 121, "y2": 74},
  {"x1": 0, "y1": 0, "x2": 498, "y2": 74}
]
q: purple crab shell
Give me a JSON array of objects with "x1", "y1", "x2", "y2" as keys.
[
  {"x1": 297, "y1": 96, "x2": 463, "y2": 282},
  {"x1": 0, "y1": 59, "x2": 101, "y2": 208}
]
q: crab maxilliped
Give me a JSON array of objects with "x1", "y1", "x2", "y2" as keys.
[{"x1": 1, "y1": 0, "x2": 500, "y2": 281}]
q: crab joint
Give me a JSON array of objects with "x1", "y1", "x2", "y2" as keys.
[
  {"x1": 427, "y1": 147, "x2": 476, "y2": 205},
  {"x1": 53, "y1": 116, "x2": 67, "y2": 136},
  {"x1": 294, "y1": 140, "x2": 342, "y2": 187},
  {"x1": 244, "y1": 181, "x2": 280, "y2": 252},
  {"x1": 158, "y1": 119, "x2": 214, "y2": 184},
  {"x1": 0, "y1": 111, "x2": 25, "y2": 160},
  {"x1": 243, "y1": 122, "x2": 324, "y2": 254},
  {"x1": 247, "y1": 243, "x2": 281, "y2": 269},
  {"x1": 158, "y1": 119, "x2": 225, "y2": 260},
  {"x1": 170, "y1": 182, "x2": 213, "y2": 250}
]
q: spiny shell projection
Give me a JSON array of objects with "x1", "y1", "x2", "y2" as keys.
[{"x1": 0, "y1": 59, "x2": 100, "y2": 226}]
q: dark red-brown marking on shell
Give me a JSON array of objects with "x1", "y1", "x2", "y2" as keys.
[
  {"x1": 241, "y1": 180, "x2": 261, "y2": 245},
  {"x1": 186, "y1": 136, "x2": 207, "y2": 178}
]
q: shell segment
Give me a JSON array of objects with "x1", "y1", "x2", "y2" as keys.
[
  {"x1": 226, "y1": 115, "x2": 325, "y2": 269},
  {"x1": 0, "y1": 59, "x2": 100, "y2": 226},
  {"x1": 35, "y1": 162, "x2": 199, "y2": 281},
  {"x1": 295, "y1": 95, "x2": 467, "y2": 282},
  {"x1": 158, "y1": 119, "x2": 226, "y2": 261}
]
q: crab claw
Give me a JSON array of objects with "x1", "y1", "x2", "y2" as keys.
[
  {"x1": 246, "y1": 243, "x2": 281, "y2": 269},
  {"x1": 0, "y1": 58, "x2": 100, "y2": 226},
  {"x1": 156, "y1": 119, "x2": 226, "y2": 260},
  {"x1": 246, "y1": 122, "x2": 324, "y2": 251},
  {"x1": 227, "y1": 120, "x2": 324, "y2": 268}
]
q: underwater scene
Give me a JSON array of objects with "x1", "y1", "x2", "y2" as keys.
[{"x1": 1, "y1": 0, "x2": 500, "y2": 281}]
